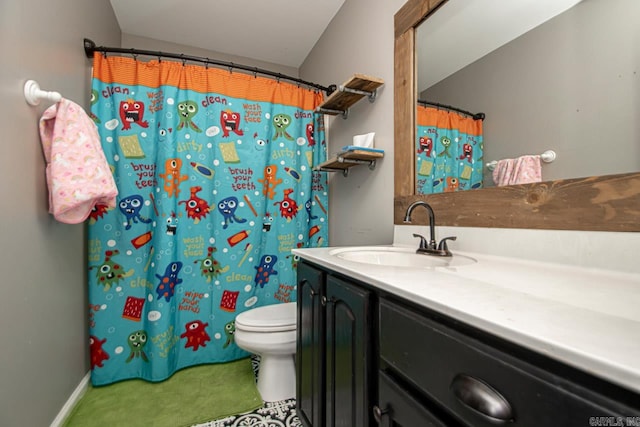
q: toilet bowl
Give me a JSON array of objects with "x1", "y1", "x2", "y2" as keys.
[{"x1": 234, "y1": 302, "x2": 297, "y2": 402}]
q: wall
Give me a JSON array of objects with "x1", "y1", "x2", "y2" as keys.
[
  {"x1": 424, "y1": 0, "x2": 640, "y2": 185},
  {"x1": 0, "y1": 1, "x2": 120, "y2": 426},
  {"x1": 300, "y1": 0, "x2": 407, "y2": 246},
  {"x1": 121, "y1": 34, "x2": 299, "y2": 78}
]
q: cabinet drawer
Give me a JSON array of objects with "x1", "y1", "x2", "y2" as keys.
[
  {"x1": 379, "y1": 299, "x2": 630, "y2": 427},
  {"x1": 377, "y1": 370, "x2": 448, "y2": 427}
]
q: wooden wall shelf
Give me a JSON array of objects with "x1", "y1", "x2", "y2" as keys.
[
  {"x1": 315, "y1": 149, "x2": 384, "y2": 177},
  {"x1": 316, "y1": 74, "x2": 384, "y2": 118}
]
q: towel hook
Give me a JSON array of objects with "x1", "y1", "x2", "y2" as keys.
[{"x1": 24, "y1": 80, "x2": 62, "y2": 106}]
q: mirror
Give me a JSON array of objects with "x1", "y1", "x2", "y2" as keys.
[
  {"x1": 416, "y1": 0, "x2": 640, "y2": 192},
  {"x1": 394, "y1": 0, "x2": 640, "y2": 231}
]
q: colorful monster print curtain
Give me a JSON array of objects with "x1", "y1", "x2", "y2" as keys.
[
  {"x1": 87, "y1": 54, "x2": 328, "y2": 386},
  {"x1": 416, "y1": 105, "x2": 484, "y2": 194}
]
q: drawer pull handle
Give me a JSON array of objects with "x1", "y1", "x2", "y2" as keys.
[
  {"x1": 450, "y1": 374, "x2": 514, "y2": 423},
  {"x1": 372, "y1": 405, "x2": 390, "y2": 424}
]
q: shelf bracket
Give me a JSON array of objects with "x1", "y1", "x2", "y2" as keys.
[
  {"x1": 315, "y1": 107, "x2": 348, "y2": 119},
  {"x1": 338, "y1": 85, "x2": 378, "y2": 103},
  {"x1": 314, "y1": 166, "x2": 351, "y2": 177}
]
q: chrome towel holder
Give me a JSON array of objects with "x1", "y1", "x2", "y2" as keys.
[{"x1": 486, "y1": 150, "x2": 556, "y2": 171}]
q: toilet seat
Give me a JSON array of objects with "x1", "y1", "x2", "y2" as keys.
[{"x1": 235, "y1": 302, "x2": 297, "y2": 332}]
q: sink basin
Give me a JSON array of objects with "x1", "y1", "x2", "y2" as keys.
[{"x1": 329, "y1": 246, "x2": 477, "y2": 269}]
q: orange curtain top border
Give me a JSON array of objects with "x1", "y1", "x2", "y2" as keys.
[
  {"x1": 417, "y1": 105, "x2": 483, "y2": 136},
  {"x1": 92, "y1": 53, "x2": 323, "y2": 110}
]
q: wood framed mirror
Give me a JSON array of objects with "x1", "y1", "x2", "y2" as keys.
[{"x1": 393, "y1": 0, "x2": 640, "y2": 231}]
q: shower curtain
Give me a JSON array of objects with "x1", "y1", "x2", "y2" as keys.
[
  {"x1": 416, "y1": 105, "x2": 483, "y2": 194},
  {"x1": 87, "y1": 54, "x2": 328, "y2": 386}
]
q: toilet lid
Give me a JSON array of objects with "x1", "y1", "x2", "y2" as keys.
[{"x1": 235, "y1": 302, "x2": 297, "y2": 332}]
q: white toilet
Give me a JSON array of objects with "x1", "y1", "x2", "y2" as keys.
[{"x1": 234, "y1": 302, "x2": 297, "y2": 402}]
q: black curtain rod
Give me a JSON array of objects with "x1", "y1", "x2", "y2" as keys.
[
  {"x1": 83, "y1": 38, "x2": 336, "y2": 96},
  {"x1": 418, "y1": 99, "x2": 485, "y2": 121}
]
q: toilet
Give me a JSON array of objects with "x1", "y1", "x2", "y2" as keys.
[{"x1": 234, "y1": 302, "x2": 297, "y2": 402}]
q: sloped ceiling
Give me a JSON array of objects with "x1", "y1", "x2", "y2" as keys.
[{"x1": 109, "y1": 0, "x2": 346, "y2": 68}]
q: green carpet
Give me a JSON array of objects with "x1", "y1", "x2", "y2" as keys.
[{"x1": 63, "y1": 358, "x2": 262, "y2": 427}]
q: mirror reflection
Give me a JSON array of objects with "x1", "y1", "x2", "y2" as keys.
[{"x1": 415, "y1": 0, "x2": 640, "y2": 193}]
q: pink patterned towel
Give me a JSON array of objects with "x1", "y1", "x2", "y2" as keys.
[
  {"x1": 492, "y1": 155, "x2": 542, "y2": 186},
  {"x1": 39, "y1": 98, "x2": 118, "y2": 224}
]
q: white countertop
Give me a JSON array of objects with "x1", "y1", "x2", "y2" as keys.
[{"x1": 292, "y1": 244, "x2": 640, "y2": 394}]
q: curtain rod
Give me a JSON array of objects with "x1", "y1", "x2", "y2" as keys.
[
  {"x1": 83, "y1": 38, "x2": 336, "y2": 96},
  {"x1": 418, "y1": 99, "x2": 485, "y2": 121}
]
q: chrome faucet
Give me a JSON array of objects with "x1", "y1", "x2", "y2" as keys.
[{"x1": 403, "y1": 200, "x2": 457, "y2": 257}]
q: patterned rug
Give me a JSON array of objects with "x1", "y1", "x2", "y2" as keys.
[{"x1": 194, "y1": 398, "x2": 301, "y2": 427}]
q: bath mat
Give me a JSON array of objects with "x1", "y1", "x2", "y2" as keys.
[{"x1": 63, "y1": 358, "x2": 262, "y2": 427}]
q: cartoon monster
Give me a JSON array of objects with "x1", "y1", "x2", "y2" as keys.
[
  {"x1": 176, "y1": 100, "x2": 201, "y2": 132},
  {"x1": 274, "y1": 188, "x2": 300, "y2": 222},
  {"x1": 459, "y1": 143, "x2": 473, "y2": 163},
  {"x1": 223, "y1": 321, "x2": 235, "y2": 349},
  {"x1": 257, "y1": 165, "x2": 282, "y2": 200},
  {"x1": 89, "y1": 89, "x2": 100, "y2": 124},
  {"x1": 181, "y1": 320, "x2": 211, "y2": 351},
  {"x1": 157, "y1": 123, "x2": 173, "y2": 142},
  {"x1": 220, "y1": 110, "x2": 245, "y2": 137},
  {"x1": 155, "y1": 261, "x2": 183, "y2": 302},
  {"x1": 437, "y1": 136, "x2": 452, "y2": 158},
  {"x1": 159, "y1": 158, "x2": 188, "y2": 198},
  {"x1": 217, "y1": 196, "x2": 246, "y2": 229},
  {"x1": 262, "y1": 212, "x2": 274, "y2": 232},
  {"x1": 194, "y1": 246, "x2": 230, "y2": 282},
  {"x1": 119, "y1": 194, "x2": 152, "y2": 230},
  {"x1": 89, "y1": 335, "x2": 109, "y2": 369},
  {"x1": 305, "y1": 199, "x2": 318, "y2": 222},
  {"x1": 306, "y1": 122, "x2": 315, "y2": 146},
  {"x1": 254, "y1": 255, "x2": 278, "y2": 288},
  {"x1": 166, "y1": 215, "x2": 178, "y2": 235},
  {"x1": 119, "y1": 99, "x2": 149, "y2": 130},
  {"x1": 125, "y1": 330, "x2": 149, "y2": 363},
  {"x1": 417, "y1": 136, "x2": 433, "y2": 157},
  {"x1": 88, "y1": 203, "x2": 110, "y2": 224},
  {"x1": 90, "y1": 249, "x2": 134, "y2": 291},
  {"x1": 445, "y1": 176, "x2": 459, "y2": 192},
  {"x1": 272, "y1": 113, "x2": 293, "y2": 141},
  {"x1": 179, "y1": 186, "x2": 211, "y2": 224}
]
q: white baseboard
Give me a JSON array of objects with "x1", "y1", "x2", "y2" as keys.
[{"x1": 50, "y1": 371, "x2": 90, "y2": 427}]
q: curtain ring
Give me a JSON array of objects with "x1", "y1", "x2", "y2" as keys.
[
  {"x1": 180, "y1": 54, "x2": 186, "y2": 66},
  {"x1": 228, "y1": 62, "x2": 234, "y2": 74},
  {"x1": 157, "y1": 52, "x2": 162, "y2": 63},
  {"x1": 254, "y1": 67, "x2": 258, "y2": 78},
  {"x1": 130, "y1": 48, "x2": 137, "y2": 61},
  {"x1": 205, "y1": 58, "x2": 209, "y2": 69}
]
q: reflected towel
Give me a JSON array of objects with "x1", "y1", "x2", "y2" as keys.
[
  {"x1": 39, "y1": 98, "x2": 118, "y2": 224},
  {"x1": 492, "y1": 155, "x2": 542, "y2": 186}
]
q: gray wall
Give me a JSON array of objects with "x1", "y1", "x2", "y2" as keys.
[
  {"x1": 121, "y1": 34, "x2": 299, "y2": 78},
  {"x1": 300, "y1": 0, "x2": 406, "y2": 246},
  {"x1": 0, "y1": 1, "x2": 120, "y2": 426},
  {"x1": 424, "y1": 0, "x2": 640, "y2": 185}
]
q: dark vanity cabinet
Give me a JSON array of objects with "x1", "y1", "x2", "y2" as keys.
[
  {"x1": 296, "y1": 260, "x2": 640, "y2": 427},
  {"x1": 296, "y1": 261, "x2": 373, "y2": 427}
]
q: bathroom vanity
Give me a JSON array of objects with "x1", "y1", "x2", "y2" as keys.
[{"x1": 293, "y1": 246, "x2": 640, "y2": 427}]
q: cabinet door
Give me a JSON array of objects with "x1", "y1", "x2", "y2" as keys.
[
  {"x1": 296, "y1": 262, "x2": 325, "y2": 427},
  {"x1": 325, "y1": 275, "x2": 372, "y2": 427}
]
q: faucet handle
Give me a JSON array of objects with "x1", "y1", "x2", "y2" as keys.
[
  {"x1": 437, "y1": 236, "x2": 457, "y2": 252},
  {"x1": 412, "y1": 233, "x2": 429, "y2": 250}
]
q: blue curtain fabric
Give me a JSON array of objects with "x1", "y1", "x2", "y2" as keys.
[
  {"x1": 87, "y1": 54, "x2": 328, "y2": 385},
  {"x1": 416, "y1": 106, "x2": 484, "y2": 194}
]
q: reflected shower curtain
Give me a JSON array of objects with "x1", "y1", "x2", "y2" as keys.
[
  {"x1": 87, "y1": 54, "x2": 328, "y2": 386},
  {"x1": 416, "y1": 105, "x2": 483, "y2": 193}
]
